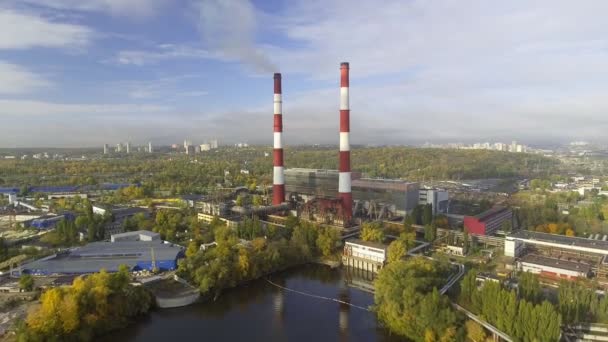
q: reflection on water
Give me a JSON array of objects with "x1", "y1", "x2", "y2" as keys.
[
  {"x1": 344, "y1": 266, "x2": 376, "y2": 294},
  {"x1": 100, "y1": 264, "x2": 402, "y2": 342}
]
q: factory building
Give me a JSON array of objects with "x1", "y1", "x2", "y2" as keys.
[
  {"x1": 22, "y1": 231, "x2": 183, "y2": 276},
  {"x1": 505, "y1": 230, "x2": 608, "y2": 257},
  {"x1": 92, "y1": 205, "x2": 150, "y2": 237},
  {"x1": 110, "y1": 230, "x2": 160, "y2": 243},
  {"x1": 352, "y1": 178, "x2": 419, "y2": 215},
  {"x1": 285, "y1": 168, "x2": 362, "y2": 200},
  {"x1": 518, "y1": 254, "x2": 590, "y2": 280},
  {"x1": 29, "y1": 213, "x2": 75, "y2": 230},
  {"x1": 464, "y1": 207, "x2": 512, "y2": 235},
  {"x1": 418, "y1": 188, "x2": 449, "y2": 215},
  {"x1": 284, "y1": 168, "x2": 419, "y2": 216}
]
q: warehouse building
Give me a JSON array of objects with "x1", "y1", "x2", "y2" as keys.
[
  {"x1": 518, "y1": 254, "x2": 590, "y2": 280},
  {"x1": 464, "y1": 207, "x2": 512, "y2": 235},
  {"x1": 505, "y1": 230, "x2": 608, "y2": 257},
  {"x1": 21, "y1": 231, "x2": 183, "y2": 276},
  {"x1": 29, "y1": 212, "x2": 75, "y2": 230}
]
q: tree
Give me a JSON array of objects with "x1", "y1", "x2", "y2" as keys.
[
  {"x1": 252, "y1": 195, "x2": 263, "y2": 206},
  {"x1": 375, "y1": 258, "x2": 458, "y2": 341},
  {"x1": 518, "y1": 272, "x2": 541, "y2": 303},
  {"x1": 423, "y1": 204, "x2": 433, "y2": 225},
  {"x1": 360, "y1": 222, "x2": 385, "y2": 243},
  {"x1": 19, "y1": 274, "x2": 34, "y2": 292},
  {"x1": 316, "y1": 227, "x2": 340, "y2": 257},
  {"x1": 424, "y1": 223, "x2": 437, "y2": 242},
  {"x1": 465, "y1": 320, "x2": 486, "y2": 342},
  {"x1": 186, "y1": 241, "x2": 199, "y2": 258},
  {"x1": 387, "y1": 240, "x2": 407, "y2": 263},
  {"x1": 404, "y1": 213, "x2": 415, "y2": 232}
]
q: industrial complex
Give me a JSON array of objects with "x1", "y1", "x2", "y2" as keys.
[{"x1": 20, "y1": 231, "x2": 183, "y2": 276}]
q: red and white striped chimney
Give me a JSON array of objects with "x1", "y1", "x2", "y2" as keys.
[
  {"x1": 272, "y1": 73, "x2": 285, "y2": 205},
  {"x1": 339, "y1": 62, "x2": 352, "y2": 221}
]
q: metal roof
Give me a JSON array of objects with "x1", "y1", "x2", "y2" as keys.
[
  {"x1": 345, "y1": 238, "x2": 388, "y2": 251},
  {"x1": 520, "y1": 254, "x2": 591, "y2": 273},
  {"x1": 23, "y1": 240, "x2": 183, "y2": 274},
  {"x1": 508, "y1": 230, "x2": 608, "y2": 252}
]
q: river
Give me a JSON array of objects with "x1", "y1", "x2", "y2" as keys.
[{"x1": 100, "y1": 264, "x2": 403, "y2": 341}]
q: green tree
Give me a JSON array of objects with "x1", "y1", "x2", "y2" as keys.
[
  {"x1": 19, "y1": 274, "x2": 34, "y2": 292},
  {"x1": 387, "y1": 239, "x2": 407, "y2": 263},
  {"x1": 374, "y1": 258, "x2": 458, "y2": 341},
  {"x1": 423, "y1": 204, "x2": 433, "y2": 225},
  {"x1": 518, "y1": 272, "x2": 541, "y2": 303},
  {"x1": 465, "y1": 320, "x2": 486, "y2": 342},
  {"x1": 316, "y1": 227, "x2": 339, "y2": 257},
  {"x1": 360, "y1": 222, "x2": 385, "y2": 243}
]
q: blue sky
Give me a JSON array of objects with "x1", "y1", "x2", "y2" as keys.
[{"x1": 1, "y1": 0, "x2": 608, "y2": 147}]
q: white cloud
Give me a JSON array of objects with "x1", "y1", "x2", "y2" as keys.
[
  {"x1": 0, "y1": 61, "x2": 51, "y2": 94},
  {"x1": 0, "y1": 9, "x2": 93, "y2": 50},
  {"x1": 17, "y1": 0, "x2": 170, "y2": 18},
  {"x1": 0, "y1": 99, "x2": 171, "y2": 116},
  {"x1": 114, "y1": 44, "x2": 211, "y2": 66},
  {"x1": 195, "y1": 0, "x2": 277, "y2": 72}
]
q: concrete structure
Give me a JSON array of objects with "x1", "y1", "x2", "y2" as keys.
[
  {"x1": 92, "y1": 205, "x2": 150, "y2": 237},
  {"x1": 518, "y1": 254, "x2": 590, "y2": 280},
  {"x1": 342, "y1": 239, "x2": 386, "y2": 273},
  {"x1": 506, "y1": 230, "x2": 608, "y2": 256},
  {"x1": 116, "y1": 143, "x2": 122, "y2": 153},
  {"x1": 126, "y1": 142, "x2": 131, "y2": 154},
  {"x1": 352, "y1": 178, "x2": 419, "y2": 215},
  {"x1": 200, "y1": 143, "x2": 211, "y2": 152},
  {"x1": 418, "y1": 188, "x2": 449, "y2": 215},
  {"x1": 103, "y1": 144, "x2": 109, "y2": 154},
  {"x1": 285, "y1": 168, "x2": 361, "y2": 200},
  {"x1": 210, "y1": 139, "x2": 219, "y2": 149},
  {"x1": 110, "y1": 230, "x2": 160, "y2": 243},
  {"x1": 285, "y1": 168, "x2": 419, "y2": 216},
  {"x1": 148, "y1": 142, "x2": 153, "y2": 153},
  {"x1": 504, "y1": 238, "x2": 524, "y2": 257},
  {"x1": 339, "y1": 62, "x2": 352, "y2": 221},
  {"x1": 464, "y1": 207, "x2": 512, "y2": 235},
  {"x1": 273, "y1": 72, "x2": 285, "y2": 205},
  {"x1": 22, "y1": 238, "x2": 184, "y2": 276}
]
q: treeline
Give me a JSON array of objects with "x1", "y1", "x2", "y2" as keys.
[
  {"x1": 459, "y1": 270, "x2": 561, "y2": 341},
  {"x1": 374, "y1": 258, "x2": 460, "y2": 341},
  {"x1": 178, "y1": 217, "x2": 340, "y2": 298},
  {"x1": 559, "y1": 280, "x2": 608, "y2": 324},
  {"x1": 512, "y1": 189, "x2": 608, "y2": 235},
  {"x1": 0, "y1": 146, "x2": 558, "y2": 195},
  {"x1": 18, "y1": 266, "x2": 153, "y2": 341}
]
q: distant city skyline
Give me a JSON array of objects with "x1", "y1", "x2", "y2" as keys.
[{"x1": 2, "y1": 1, "x2": 608, "y2": 147}]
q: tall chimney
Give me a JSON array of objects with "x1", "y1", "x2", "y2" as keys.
[
  {"x1": 339, "y1": 62, "x2": 352, "y2": 221},
  {"x1": 272, "y1": 73, "x2": 285, "y2": 205}
]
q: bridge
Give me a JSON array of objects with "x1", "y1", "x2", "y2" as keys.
[{"x1": 452, "y1": 303, "x2": 513, "y2": 342}]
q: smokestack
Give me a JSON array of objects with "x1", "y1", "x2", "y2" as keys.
[
  {"x1": 272, "y1": 73, "x2": 285, "y2": 205},
  {"x1": 339, "y1": 62, "x2": 352, "y2": 221}
]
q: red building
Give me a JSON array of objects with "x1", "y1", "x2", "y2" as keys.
[{"x1": 464, "y1": 207, "x2": 512, "y2": 235}]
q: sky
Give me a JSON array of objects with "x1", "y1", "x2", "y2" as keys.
[{"x1": 1, "y1": 0, "x2": 608, "y2": 148}]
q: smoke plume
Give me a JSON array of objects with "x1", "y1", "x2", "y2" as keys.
[{"x1": 197, "y1": 0, "x2": 277, "y2": 73}]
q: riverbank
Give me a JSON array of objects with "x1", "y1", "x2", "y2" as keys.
[{"x1": 98, "y1": 264, "x2": 399, "y2": 342}]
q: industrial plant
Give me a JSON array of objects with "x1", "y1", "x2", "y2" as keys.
[{"x1": 196, "y1": 63, "x2": 442, "y2": 234}]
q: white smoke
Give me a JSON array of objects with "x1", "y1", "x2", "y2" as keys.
[{"x1": 197, "y1": 0, "x2": 277, "y2": 73}]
